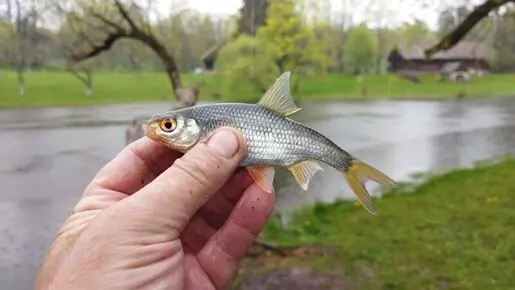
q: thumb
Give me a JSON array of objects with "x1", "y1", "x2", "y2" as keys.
[{"x1": 129, "y1": 128, "x2": 247, "y2": 235}]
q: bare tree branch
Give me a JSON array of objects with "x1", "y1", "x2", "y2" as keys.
[
  {"x1": 113, "y1": 0, "x2": 138, "y2": 31},
  {"x1": 64, "y1": 0, "x2": 196, "y2": 106},
  {"x1": 71, "y1": 32, "x2": 126, "y2": 61},
  {"x1": 89, "y1": 10, "x2": 125, "y2": 32},
  {"x1": 425, "y1": 0, "x2": 515, "y2": 58}
]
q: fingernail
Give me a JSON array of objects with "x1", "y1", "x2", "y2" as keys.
[{"x1": 207, "y1": 129, "x2": 239, "y2": 158}]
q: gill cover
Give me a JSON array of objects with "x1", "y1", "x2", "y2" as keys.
[{"x1": 144, "y1": 113, "x2": 201, "y2": 152}]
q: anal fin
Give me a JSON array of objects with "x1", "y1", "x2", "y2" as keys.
[
  {"x1": 288, "y1": 160, "x2": 324, "y2": 190},
  {"x1": 246, "y1": 165, "x2": 276, "y2": 193}
]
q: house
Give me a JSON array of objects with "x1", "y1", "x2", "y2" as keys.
[
  {"x1": 387, "y1": 40, "x2": 491, "y2": 75},
  {"x1": 201, "y1": 40, "x2": 227, "y2": 71}
]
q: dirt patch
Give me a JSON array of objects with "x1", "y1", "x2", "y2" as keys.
[
  {"x1": 232, "y1": 244, "x2": 351, "y2": 290},
  {"x1": 233, "y1": 266, "x2": 347, "y2": 290}
]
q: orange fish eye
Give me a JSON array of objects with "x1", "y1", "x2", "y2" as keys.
[{"x1": 159, "y1": 118, "x2": 177, "y2": 132}]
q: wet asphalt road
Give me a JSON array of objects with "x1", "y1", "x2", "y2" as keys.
[{"x1": 1, "y1": 98, "x2": 515, "y2": 289}]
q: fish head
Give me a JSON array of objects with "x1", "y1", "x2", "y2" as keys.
[{"x1": 143, "y1": 110, "x2": 201, "y2": 152}]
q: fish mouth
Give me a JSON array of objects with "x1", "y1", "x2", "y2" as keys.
[
  {"x1": 141, "y1": 123, "x2": 148, "y2": 134},
  {"x1": 141, "y1": 121, "x2": 158, "y2": 140}
]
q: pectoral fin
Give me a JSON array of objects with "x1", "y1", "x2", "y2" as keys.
[
  {"x1": 246, "y1": 165, "x2": 276, "y2": 193},
  {"x1": 288, "y1": 160, "x2": 324, "y2": 190},
  {"x1": 257, "y1": 71, "x2": 302, "y2": 117}
]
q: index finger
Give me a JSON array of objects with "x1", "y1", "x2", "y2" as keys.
[{"x1": 85, "y1": 137, "x2": 181, "y2": 196}]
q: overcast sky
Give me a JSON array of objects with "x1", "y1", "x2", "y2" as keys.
[{"x1": 156, "y1": 0, "x2": 446, "y2": 29}]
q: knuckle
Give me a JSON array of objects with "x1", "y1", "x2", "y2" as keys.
[{"x1": 172, "y1": 153, "x2": 218, "y2": 188}]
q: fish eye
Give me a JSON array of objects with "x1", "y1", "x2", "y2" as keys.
[{"x1": 159, "y1": 118, "x2": 177, "y2": 132}]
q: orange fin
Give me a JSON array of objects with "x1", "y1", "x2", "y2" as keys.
[
  {"x1": 246, "y1": 165, "x2": 275, "y2": 193},
  {"x1": 288, "y1": 160, "x2": 324, "y2": 190}
]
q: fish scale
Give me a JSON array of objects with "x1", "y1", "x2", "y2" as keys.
[
  {"x1": 143, "y1": 71, "x2": 397, "y2": 214},
  {"x1": 190, "y1": 103, "x2": 345, "y2": 168}
]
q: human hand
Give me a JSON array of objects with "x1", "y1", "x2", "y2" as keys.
[{"x1": 35, "y1": 128, "x2": 275, "y2": 290}]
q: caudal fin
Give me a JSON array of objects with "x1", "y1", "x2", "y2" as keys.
[{"x1": 342, "y1": 159, "x2": 396, "y2": 214}]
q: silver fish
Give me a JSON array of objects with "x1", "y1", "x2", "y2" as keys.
[{"x1": 143, "y1": 71, "x2": 396, "y2": 214}]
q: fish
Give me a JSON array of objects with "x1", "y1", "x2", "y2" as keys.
[{"x1": 142, "y1": 71, "x2": 396, "y2": 214}]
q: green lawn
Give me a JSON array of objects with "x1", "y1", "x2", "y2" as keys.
[
  {"x1": 251, "y1": 156, "x2": 515, "y2": 289},
  {"x1": 0, "y1": 70, "x2": 514, "y2": 109}
]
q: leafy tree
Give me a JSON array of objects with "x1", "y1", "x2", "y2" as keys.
[
  {"x1": 214, "y1": 35, "x2": 279, "y2": 102},
  {"x1": 256, "y1": 0, "x2": 329, "y2": 74},
  {"x1": 304, "y1": 19, "x2": 333, "y2": 74},
  {"x1": 343, "y1": 23, "x2": 378, "y2": 74},
  {"x1": 0, "y1": 20, "x2": 13, "y2": 69},
  {"x1": 398, "y1": 19, "x2": 435, "y2": 50}
]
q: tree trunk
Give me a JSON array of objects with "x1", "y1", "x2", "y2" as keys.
[
  {"x1": 17, "y1": 68, "x2": 25, "y2": 96},
  {"x1": 85, "y1": 70, "x2": 92, "y2": 97}
]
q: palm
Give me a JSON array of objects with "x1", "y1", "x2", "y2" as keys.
[{"x1": 179, "y1": 168, "x2": 259, "y2": 289}]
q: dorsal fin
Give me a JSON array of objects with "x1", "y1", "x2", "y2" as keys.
[{"x1": 257, "y1": 71, "x2": 301, "y2": 117}]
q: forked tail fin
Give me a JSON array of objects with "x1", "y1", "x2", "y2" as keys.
[{"x1": 342, "y1": 159, "x2": 396, "y2": 214}]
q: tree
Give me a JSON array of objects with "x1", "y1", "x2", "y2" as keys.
[
  {"x1": 362, "y1": 0, "x2": 397, "y2": 74},
  {"x1": 2, "y1": 0, "x2": 42, "y2": 95},
  {"x1": 56, "y1": 0, "x2": 199, "y2": 107},
  {"x1": 491, "y1": 8, "x2": 515, "y2": 71},
  {"x1": 398, "y1": 19, "x2": 436, "y2": 50},
  {"x1": 214, "y1": 35, "x2": 279, "y2": 101},
  {"x1": 0, "y1": 17, "x2": 12, "y2": 70},
  {"x1": 437, "y1": 5, "x2": 473, "y2": 38},
  {"x1": 238, "y1": 0, "x2": 268, "y2": 36},
  {"x1": 152, "y1": 7, "x2": 221, "y2": 72},
  {"x1": 299, "y1": 0, "x2": 333, "y2": 75},
  {"x1": 425, "y1": 0, "x2": 515, "y2": 57},
  {"x1": 54, "y1": 0, "x2": 204, "y2": 146},
  {"x1": 258, "y1": 0, "x2": 330, "y2": 72},
  {"x1": 56, "y1": 15, "x2": 99, "y2": 96},
  {"x1": 256, "y1": 0, "x2": 330, "y2": 92},
  {"x1": 343, "y1": 23, "x2": 378, "y2": 74}
]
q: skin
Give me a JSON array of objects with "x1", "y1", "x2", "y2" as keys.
[{"x1": 35, "y1": 128, "x2": 275, "y2": 290}]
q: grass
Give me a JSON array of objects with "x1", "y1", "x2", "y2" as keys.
[
  {"x1": 251, "y1": 156, "x2": 515, "y2": 289},
  {"x1": 1, "y1": 70, "x2": 515, "y2": 109}
]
